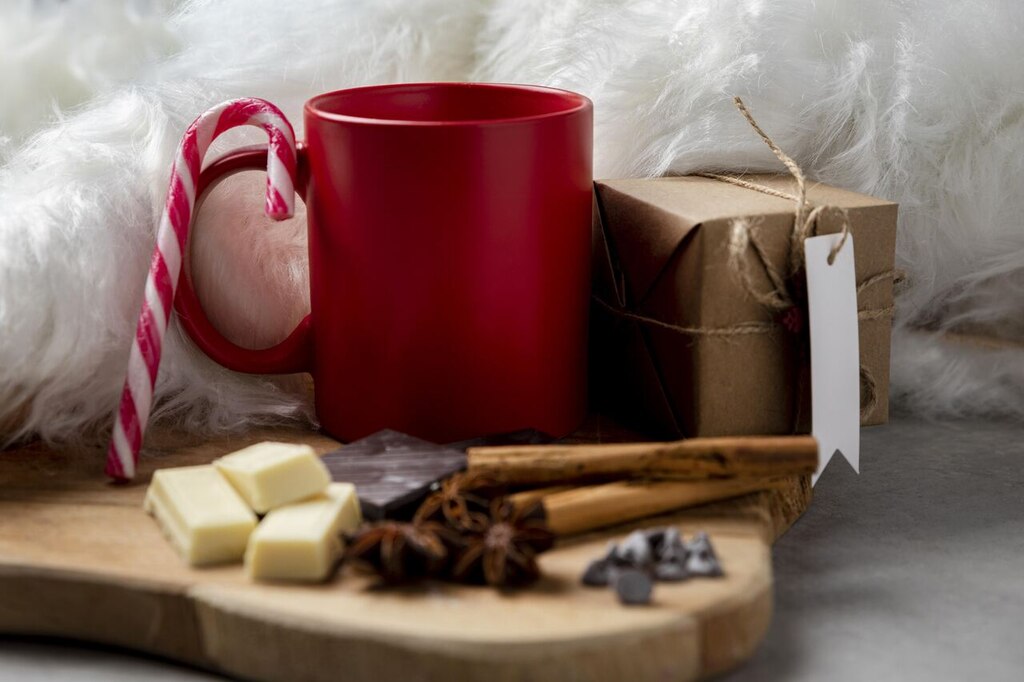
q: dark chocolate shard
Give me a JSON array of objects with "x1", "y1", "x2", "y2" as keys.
[
  {"x1": 643, "y1": 528, "x2": 668, "y2": 553},
  {"x1": 655, "y1": 527, "x2": 686, "y2": 563},
  {"x1": 581, "y1": 541, "x2": 624, "y2": 586},
  {"x1": 446, "y1": 428, "x2": 554, "y2": 451},
  {"x1": 581, "y1": 558, "x2": 612, "y2": 587},
  {"x1": 321, "y1": 430, "x2": 467, "y2": 521},
  {"x1": 683, "y1": 532, "x2": 724, "y2": 577},
  {"x1": 617, "y1": 530, "x2": 654, "y2": 568},
  {"x1": 645, "y1": 527, "x2": 690, "y2": 582},
  {"x1": 653, "y1": 560, "x2": 689, "y2": 582},
  {"x1": 614, "y1": 568, "x2": 653, "y2": 605}
]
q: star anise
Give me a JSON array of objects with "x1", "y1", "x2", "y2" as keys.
[
  {"x1": 344, "y1": 521, "x2": 451, "y2": 583},
  {"x1": 413, "y1": 472, "x2": 493, "y2": 533},
  {"x1": 450, "y1": 498, "x2": 555, "y2": 587}
]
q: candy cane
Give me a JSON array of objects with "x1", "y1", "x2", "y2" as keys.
[{"x1": 105, "y1": 98, "x2": 297, "y2": 481}]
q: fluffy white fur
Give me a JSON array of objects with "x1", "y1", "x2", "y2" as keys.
[
  {"x1": 1, "y1": 0, "x2": 1022, "y2": 446},
  {"x1": 0, "y1": 0, "x2": 484, "y2": 443},
  {"x1": 0, "y1": 0, "x2": 180, "y2": 161}
]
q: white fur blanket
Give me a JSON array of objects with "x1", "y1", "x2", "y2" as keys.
[{"x1": 2, "y1": 0, "x2": 1023, "y2": 444}]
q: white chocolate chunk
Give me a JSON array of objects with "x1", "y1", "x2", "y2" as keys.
[
  {"x1": 143, "y1": 465, "x2": 257, "y2": 567},
  {"x1": 245, "y1": 483, "x2": 362, "y2": 582},
  {"x1": 214, "y1": 441, "x2": 331, "y2": 514}
]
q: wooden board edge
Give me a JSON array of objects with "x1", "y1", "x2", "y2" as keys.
[
  {"x1": 699, "y1": 559, "x2": 773, "y2": 676},
  {"x1": 768, "y1": 475, "x2": 814, "y2": 541},
  {"x1": 190, "y1": 586, "x2": 706, "y2": 682},
  {"x1": 0, "y1": 563, "x2": 209, "y2": 668}
]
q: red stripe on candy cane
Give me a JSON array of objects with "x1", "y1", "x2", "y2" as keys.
[
  {"x1": 149, "y1": 250, "x2": 174, "y2": 326},
  {"x1": 105, "y1": 98, "x2": 297, "y2": 481}
]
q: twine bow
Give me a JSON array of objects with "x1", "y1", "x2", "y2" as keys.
[{"x1": 699, "y1": 97, "x2": 854, "y2": 325}]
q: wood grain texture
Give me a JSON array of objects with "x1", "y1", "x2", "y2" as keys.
[{"x1": 0, "y1": 426, "x2": 811, "y2": 682}]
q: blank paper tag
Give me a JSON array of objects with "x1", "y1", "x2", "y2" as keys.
[{"x1": 805, "y1": 234, "x2": 860, "y2": 483}]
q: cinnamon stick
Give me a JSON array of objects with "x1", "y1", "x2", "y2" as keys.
[
  {"x1": 522, "y1": 476, "x2": 789, "y2": 537},
  {"x1": 468, "y1": 435, "x2": 817, "y2": 488},
  {"x1": 506, "y1": 485, "x2": 572, "y2": 512}
]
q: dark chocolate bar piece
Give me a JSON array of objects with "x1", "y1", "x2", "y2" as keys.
[{"x1": 321, "y1": 430, "x2": 467, "y2": 521}]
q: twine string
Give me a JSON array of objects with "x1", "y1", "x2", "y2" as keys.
[{"x1": 596, "y1": 96, "x2": 898, "y2": 420}]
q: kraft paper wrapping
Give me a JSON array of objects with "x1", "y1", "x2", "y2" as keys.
[{"x1": 590, "y1": 174, "x2": 898, "y2": 438}]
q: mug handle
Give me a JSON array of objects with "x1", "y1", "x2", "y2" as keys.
[{"x1": 174, "y1": 145, "x2": 313, "y2": 374}]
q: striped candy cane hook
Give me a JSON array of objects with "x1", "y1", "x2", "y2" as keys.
[{"x1": 105, "y1": 98, "x2": 298, "y2": 481}]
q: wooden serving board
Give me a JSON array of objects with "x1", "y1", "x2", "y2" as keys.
[{"x1": 0, "y1": 426, "x2": 810, "y2": 682}]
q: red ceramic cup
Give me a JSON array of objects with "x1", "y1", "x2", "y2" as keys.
[{"x1": 175, "y1": 83, "x2": 593, "y2": 443}]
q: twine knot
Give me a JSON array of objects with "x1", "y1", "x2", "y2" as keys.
[{"x1": 703, "y1": 97, "x2": 852, "y2": 293}]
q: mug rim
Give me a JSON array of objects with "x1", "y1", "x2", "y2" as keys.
[{"x1": 305, "y1": 82, "x2": 591, "y2": 127}]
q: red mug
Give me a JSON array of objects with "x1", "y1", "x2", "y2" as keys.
[{"x1": 175, "y1": 83, "x2": 593, "y2": 443}]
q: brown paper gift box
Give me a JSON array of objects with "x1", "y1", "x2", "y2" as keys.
[{"x1": 590, "y1": 174, "x2": 898, "y2": 438}]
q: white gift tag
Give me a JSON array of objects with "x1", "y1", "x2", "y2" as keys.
[{"x1": 804, "y1": 234, "x2": 860, "y2": 483}]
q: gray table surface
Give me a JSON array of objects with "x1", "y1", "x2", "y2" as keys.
[{"x1": 2, "y1": 414, "x2": 1022, "y2": 681}]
